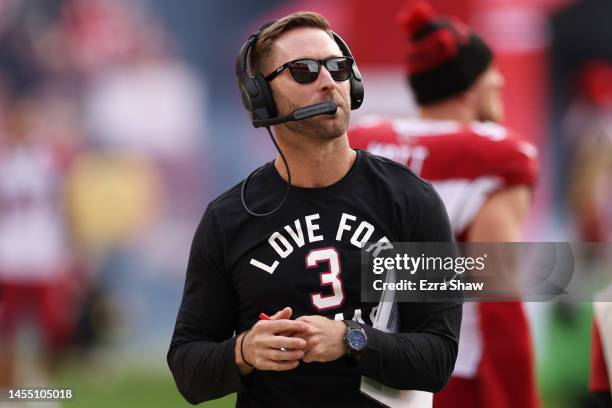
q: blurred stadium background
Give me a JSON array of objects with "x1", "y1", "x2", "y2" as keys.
[{"x1": 0, "y1": 0, "x2": 610, "y2": 407}]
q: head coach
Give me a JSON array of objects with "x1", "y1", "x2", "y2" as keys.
[{"x1": 167, "y1": 11, "x2": 462, "y2": 407}]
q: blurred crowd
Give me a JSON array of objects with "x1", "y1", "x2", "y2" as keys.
[{"x1": 0, "y1": 0, "x2": 207, "y2": 389}]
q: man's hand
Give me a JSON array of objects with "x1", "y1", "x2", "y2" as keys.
[
  {"x1": 235, "y1": 307, "x2": 308, "y2": 375},
  {"x1": 295, "y1": 315, "x2": 347, "y2": 363}
]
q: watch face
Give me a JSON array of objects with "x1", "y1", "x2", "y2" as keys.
[{"x1": 347, "y1": 329, "x2": 367, "y2": 351}]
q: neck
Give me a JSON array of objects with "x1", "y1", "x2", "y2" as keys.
[
  {"x1": 419, "y1": 99, "x2": 475, "y2": 124},
  {"x1": 272, "y1": 128, "x2": 356, "y2": 188}
]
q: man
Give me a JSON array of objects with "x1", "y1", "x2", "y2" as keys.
[
  {"x1": 168, "y1": 11, "x2": 461, "y2": 407},
  {"x1": 349, "y1": 2, "x2": 539, "y2": 408}
]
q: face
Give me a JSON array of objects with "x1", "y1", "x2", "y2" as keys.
[
  {"x1": 471, "y1": 65, "x2": 505, "y2": 123},
  {"x1": 265, "y1": 27, "x2": 351, "y2": 140}
]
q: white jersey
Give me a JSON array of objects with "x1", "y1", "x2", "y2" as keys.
[{"x1": 0, "y1": 144, "x2": 69, "y2": 281}]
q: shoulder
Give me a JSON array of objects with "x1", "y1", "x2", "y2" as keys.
[
  {"x1": 465, "y1": 122, "x2": 539, "y2": 185},
  {"x1": 463, "y1": 122, "x2": 537, "y2": 162},
  {"x1": 349, "y1": 116, "x2": 459, "y2": 141},
  {"x1": 348, "y1": 115, "x2": 397, "y2": 148},
  {"x1": 191, "y1": 183, "x2": 238, "y2": 243},
  {"x1": 358, "y1": 149, "x2": 449, "y2": 240},
  {"x1": 207, "y1": 181, "x2": 243, "y2": 215},
  {"x1": 359, "y1": 149, "x2": 440, "y2": 199},
  {"x1": 467, "y1": 122, "x2": 536, "y2": 156},
  {"x1": 197, "y1": 174, "x2": 251, "y2": 235},
  {"x1": 198, "y1": 160, "x2": 284, "y2": 232},
  {"x1": 350, "y1": 116, "x2": 462, "y2": 153}
]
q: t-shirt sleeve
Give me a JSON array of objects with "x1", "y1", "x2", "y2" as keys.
[
  {"x1": 167, "y1": 205, "x2": 246, "y2": 404},
  {"x1": 357, "y1": 180, "x2": 462, "y2": 391},
  {"x1": 407, "y1": 182, "x2": 463, "y2": 313}
]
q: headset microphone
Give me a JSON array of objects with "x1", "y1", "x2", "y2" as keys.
[{"x1": 252, "y1": 101, "x2": 338, "y2": 128}]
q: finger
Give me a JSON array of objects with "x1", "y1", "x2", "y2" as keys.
[
  {"x1": 302, "y1": 350, "x2": 316, "y2": 363},
  {"x1": 296, "y1": 316, "x2": 325, "y2": 328},
  {"x1": 276, "y1": 330, "x2": 297, "y2": 337},
  {"x1": 252, "y1": 319, "x2": 299, "y2": 334},
  {"x1": 270, "y1": 307, "x2": 292, "y2": 320},
  {"x1": 268, "y1": 336, "x2": 307, "y2": 350},
  {"x1": 264, "y1": 348, "x2": 304, "y2": 362},
  {"x1": 281, "y1": 330, "x2": 312, "y2": 339},
  {"x1": 262, "y1": 320, "x2": 309, "y2": 334}
]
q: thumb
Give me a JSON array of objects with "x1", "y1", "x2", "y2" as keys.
[{"x1": 270, "y1": 306, "x2": 292, "y2": 320}]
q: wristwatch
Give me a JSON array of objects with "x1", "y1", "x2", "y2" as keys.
[{"x1": 343, "y1": 320, "x2": 367, "y2": 357}]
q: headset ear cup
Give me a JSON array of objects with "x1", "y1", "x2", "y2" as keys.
[
  {"x1": 331, "y1": 31, "x2": 364, "y2": 110},
  {"x1": 349, "y1": 64, "x2": 364, "y2": 110},
  {"x1": 254, "y1": 73, "x2": 277, "y2": 119},
  {"x1": 239, "y1": 78, "x2": 256, "y2": 114}
]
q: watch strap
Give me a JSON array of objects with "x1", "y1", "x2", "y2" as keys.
[{"x1": 344, "y1": 319, "x2": 362, "y2": 330}]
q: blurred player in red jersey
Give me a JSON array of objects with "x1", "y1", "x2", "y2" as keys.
[
  {"x1": 591, "y1": 298, "x2": 612, "y2": 406},
  {"x1": 349, "y1": 2, "x2": 539, "y2": 407},
  {"x1": 0, "y1": 99, "x2": 76, "y2": 387},
  {"x1": 573, "y1": 63, "x2": 612, "y2": 407}
]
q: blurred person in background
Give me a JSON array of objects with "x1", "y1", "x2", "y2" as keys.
[
  {"x1": 566, "y1": 61, "x2": 612, "y2": 408},
  {"x1": 65, "y1": 0, "x2": 210, "y2": 354},
  {"x1": 549, "y1": 0, "x2": 612, "y2": 221},
  {"x1": 0, "y1": 92, "x2": 77, "y2": 388},
  {"x1": 591, "y1": 294, "x2": 612, "y2": 407},
  {"x1": 0, "y1": 0, "x2": 86, "y2": 392},
  {"x1": 565, "y1": 61, "x2": 612, "y2": 245},
  {"x1": 547, "y1": 1, "x2": 612, "y2": 405},
  {"x1": 0, "y1": 1, "x2": 212, "y2": 406},
  {"x1": 47, "y1": 0, "x2": 208, "y2": 357},
  {"x1": 350, "y1": 2, "x2": 539, "y2": 407},
  {"x1": 539, "y1": 60, "x2": 612, "y2": 408},
  {"x1": 0, "y1": 0, "x2": 205, "y2": 386},
  {"x1": 63, "y1": 0, "x2": 209, "y2": 288}
]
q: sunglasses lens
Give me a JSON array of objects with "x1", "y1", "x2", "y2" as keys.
[
  {"x1": 327, "y1": 58, "x2": 351, "y2": 81},
  {"x1": 289, "y1": 60, "x2": 320, "y2": 84},
  {"x1": 286, "y1": 58, "x2": 353, "y2": 84}
]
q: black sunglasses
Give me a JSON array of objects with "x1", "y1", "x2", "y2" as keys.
[{"x1": 265, "y1": 56, "x2": 354, "y2": 84}]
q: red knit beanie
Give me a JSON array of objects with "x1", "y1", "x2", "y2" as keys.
[{"x1": 398, "y1": 1, "x2": 493, "y2": 105}]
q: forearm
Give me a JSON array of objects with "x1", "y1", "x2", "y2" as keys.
[
  {"x1": 357, "y1": 305, "x2": 461, "y2": 392},
  {"x1": 168, "y1": 207, "x2": 248, "y2": 404},
  {"x1": 167, "y1": 335, "x2": 246, "y2": 404}
]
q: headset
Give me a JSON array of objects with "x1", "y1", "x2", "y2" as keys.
[
  {"x1": 235, "y1": 20, "x2": 365, "y2": 216},
  {"x1": 236, "y1": 20, "x2": 364, "y2": 127}
]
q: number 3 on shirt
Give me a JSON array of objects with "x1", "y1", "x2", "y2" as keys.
[{"x1": 306, "y1": 248, "x2": 344, "y2": 310}]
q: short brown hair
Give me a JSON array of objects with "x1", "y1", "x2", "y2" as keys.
[{"x1": 251, "y1": 12, "x2": 333, "y2": 75}]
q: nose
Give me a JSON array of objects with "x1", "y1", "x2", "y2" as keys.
[{"x1": 316, "y1": 64, "x2": 336, "y2": 91}]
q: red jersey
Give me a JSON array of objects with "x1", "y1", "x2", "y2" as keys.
[
  {"x1": 349, "y1": 117, "x2": 540, "y2": 408},
  {"x1": 350, "y1": 117, "x2": 538, "y2": 238},
  {"x1": 592, "y1": 299, "x2": 612, "y2": 394}
]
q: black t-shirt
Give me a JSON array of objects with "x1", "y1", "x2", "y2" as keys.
[{"x1": 168, "y1": 149, "x2": 462, "y2": 407}]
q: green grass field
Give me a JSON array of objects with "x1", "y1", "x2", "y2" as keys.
[
  {"x1": 52, "y1": 365, "x2": 236, "y2": 408},
  {"x1": 49, "y1": 361, "x2": 590, "y2": 408}
]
